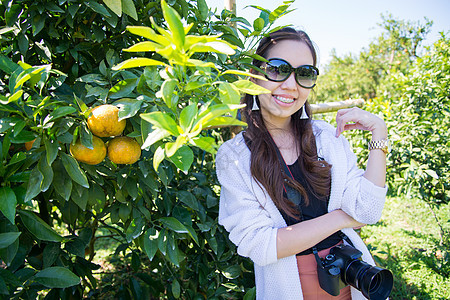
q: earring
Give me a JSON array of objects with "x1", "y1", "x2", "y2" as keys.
[
  {"x1": 252, "y1": 95, "x2": 260, "y2": 111},
  {"x1": 300, "y1": 105, "x2": 309, "y2": 119}
]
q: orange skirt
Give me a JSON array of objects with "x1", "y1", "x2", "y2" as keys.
[{"x1": 297, "y1": 244, "x2": 351, "y2": 300}]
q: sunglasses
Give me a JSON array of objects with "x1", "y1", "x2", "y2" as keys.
[{"x1": 261, "y1": 58, "x2": 319, "y2": 89}]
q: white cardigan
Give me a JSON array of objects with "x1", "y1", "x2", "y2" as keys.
[{"x1": 216, "y1": 120, "x2": 387, "y2": 300}]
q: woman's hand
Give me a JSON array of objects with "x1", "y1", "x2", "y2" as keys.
[{"x1": 335, "y1": 107, "x2": 388, "y2": 140}]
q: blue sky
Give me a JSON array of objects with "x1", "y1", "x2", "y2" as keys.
[{"x1": 205, "y1": 0, "x2": 450, "y2": 67}]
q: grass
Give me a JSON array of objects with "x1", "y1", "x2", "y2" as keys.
[{"x1": 361, "y1": 195, "x2": 450, "y2": 300}]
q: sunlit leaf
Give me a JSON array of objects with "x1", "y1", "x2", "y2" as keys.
[
  {"x1": 112, "y1": 58, "x2": 166, "y2": 70},
  {"x1": 140, "y1": 112, "x2": 180, "y2": 136},
  {"x1": 161, "y1": 0, "x2": 185, "y2": 49}
]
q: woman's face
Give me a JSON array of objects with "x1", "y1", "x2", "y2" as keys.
[{"x1": 255, "y1": 39, "x2": 315, "y2": 128}]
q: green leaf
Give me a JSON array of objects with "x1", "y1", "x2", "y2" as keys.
[
  {"x1": 253, "y1": 17, "x2": 265, "y2": 31},
  {"x1": 153, "y1": 146, "x2": 165, "y2": 171},
  {"x1": 161, "y1": 79, "x2": 178, "y2": 110},
  {"x1": 103, "y1": 0, "x2": 122, "y2": 17},
  {"x1": 161, "y1": 0, "x2": 185, "y2": 49},
  {"x1": 32, "y1": 14, "x2": 45, "y2": 36},
  {"x1": 44, "y1": 137, "x2": 59, "y2": 165},
  {"x1": 109, "y1": 78, "x2": 138, "y2": 99},
  {"x1": 61, "y1": 153, "x2": 89, "y2": 188},
  {"x1": 172, "y1": 280, "x2": 181, "y2": 299},
  {"x1": 142, "y1": 127, "x2": 170, "y2": 149},
  {"x1": 202, "y1": 116, "x2": 247, "y2": 129},
  {"x1": 243, "y1": 287, "x2": 256, "y2": 300},
  {"x1": 0, "y1": 232, "x2": 21, "y2": 249},
  {"x1": 18, "y1": 210, "x2": 63, "y2": 242},
  {"x1": 222, "y1": 265, "x2": 241, "y2": 279},
  {"x1": 233, "y1": 80, "x2": 270, "y2": 95},
  {"x1": 143, "y1": 228, "x2": 158, "y2": 261},
  {"x1": 166, "y1": 234, "x2": 180, "y2": 266},
  {"x1": 84, "y1": 1, "x2": 111, "y2": 17},
  {"x1": 165, "y1": 135, "x2": 186, "y2": 157},
  {"x1": 177, "y1": 191, "x2": 199, "y2": 211},
  {"x1": 192, "y1": 104, "x2": 244, "y2": 133},
  {"x1": 184, "y1": 81, "x2": 209, "y2": 91},
  {"x1": 0, "y1": 187, "x2": 17, "y2": 225},
  {"x1": 52, "y1": 160, "x2": 72, "y2": 201},
  {"x1": 114, "y1": 98, "x2": 144, "y2": 121},
  {"x1": 24, "y1": 167, "x2": 43, "y2": 203},
  {"x1": 34, "y1": 267, "x2": 81, "y2": 288},
  {"x1": 5, "y1": 4, "x2": 23, "y2": 27},
  {"x1": 269, "y1": 4, "x2": 290, "y2": 23},
  {"x1": 189, "y1": 137, "x2": 216, "y2": 154},
  {"x1": 6, "y1": 89, "x2": 23, "y2": 104},
  {"x1": 179, "y1": 103, "x2": 198, "y2": 132},
  {"x1": 159, "y1": 217, "x2": 188, "y2": 233},
  {"x1": 140, "y1": 112, "x2": 180, "y2": 135},
  {"x1": 126, "y1": 26, "x2": 170, "y2": 46},
  {"x1": 124, "y1": 41, "x2": 163, "y2": 52},
  {"x1": 196, "y1": 0, "x2": 208, "y2": 21},
  {"x1": 424, "y1": 169, "x2": 439, "y2": 179},
  {"x1": 71, "y1": 185, "x2": 89, "y2": 211},
  {"x1": 14, "y1": 65, "x2": 49, "y2": 92},
  {"x1": 43, "y1": 106, "x2": 77, "y2": 126},
  {"x1": 218, "y1": 82, "x2": 241, "y2": 104},
  {"x1": 7, "y1": 152, "x2": 26, "y2": 166},
  {"x1": 189, "y1": 41, "x2": 236, "y2": 55},
  {"x1": 167, "y1": 145, "x2": 193, "y2": 173},
  {"x1": 222, "y1": 69, "x2": 267, "y2": 81},
  {"x1": 122, "y1": 0, "x2": 138, "y2": 20},
  {"x1": 0, "y1": 117, "x2": 21, "y2": 133},
  {"x1": 112, "y1": 58, "x2": 166, "y2": 70},
  {"x1": 0, "y1": 55, "x2": 19, "y2": 75},
  {"x1": 38, "y1": 156, "x2": 53, "y2": 192}
]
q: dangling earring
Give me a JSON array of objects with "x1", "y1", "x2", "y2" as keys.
[
  {"x1": 300, "y1": 105, "x2": 309, "y2": 119},
  {"x1": 252, "y1": 95, "x2": 260, "y2": 111}
]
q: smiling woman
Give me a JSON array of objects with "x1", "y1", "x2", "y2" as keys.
[{"x1": 216, "y1": 27, "x2": 391, "y2": 300}]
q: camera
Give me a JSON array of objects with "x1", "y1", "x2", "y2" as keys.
[{"x1": 316, "y1": 244, "x2": 393, "y2": 300}]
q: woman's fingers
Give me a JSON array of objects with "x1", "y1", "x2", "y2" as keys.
[{"x1": 335, "y1": 107, "x2": 387, "y2": 137}]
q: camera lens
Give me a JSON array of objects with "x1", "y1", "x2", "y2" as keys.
[
  {"x1": 361, "y1": 267, "x2": 393, "y2": 300},
  {"x1": 345, "y1": 261, "x2": 393, "y2": 300}
]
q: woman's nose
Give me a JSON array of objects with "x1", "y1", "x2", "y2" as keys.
[{"x1": 280, "y1": 72, "x2": 297, "y2": 89}]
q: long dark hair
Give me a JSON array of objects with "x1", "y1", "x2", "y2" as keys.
[{"x1": 242, "y1": 27, "x2": 332, "y2": 220}]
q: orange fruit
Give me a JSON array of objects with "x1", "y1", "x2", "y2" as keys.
[
  {"x1": 87, "y1": 104, "x2": 126, "y2": 137},
  {"x1": 25, "y1": 139, "x2": 36, "y2": 151},
  {"x1": 70, "y1": 136, "x2": 107, "y2": 165},
  {"x1": 107, "y1": 136, "x2": 141, "y2": 165}
]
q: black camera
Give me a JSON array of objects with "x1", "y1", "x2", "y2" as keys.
[{"x1": 316, "y1": 244, "x2": 393, "y2": 300}]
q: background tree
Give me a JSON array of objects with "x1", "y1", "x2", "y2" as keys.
[{"x1": 313, "y1": 14, "x2": 433, "y2": 102}]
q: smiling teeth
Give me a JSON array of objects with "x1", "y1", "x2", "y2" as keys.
[{"x1": 274, "y1": 95, "x2": 295, "y2": 103}]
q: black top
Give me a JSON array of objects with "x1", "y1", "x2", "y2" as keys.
[{"x1": 281, "y1": 158, "x2": 342, "y2": 256}]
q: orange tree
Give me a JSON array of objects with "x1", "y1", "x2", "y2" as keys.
[{"x1": 0, "y1": 0, "x2": 295, "y2": 298}]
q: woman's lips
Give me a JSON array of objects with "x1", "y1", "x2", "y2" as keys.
[{"x1": 273, "y1": 95, "x2": 296, "y2": 106}]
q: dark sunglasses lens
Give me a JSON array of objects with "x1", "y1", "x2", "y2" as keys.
[
  {"x1": 295, "y1": 66, "x2": 318, "y2": 88},
  {"x1": 266, "y1": 60, "x2": 292, "y2": 81}
]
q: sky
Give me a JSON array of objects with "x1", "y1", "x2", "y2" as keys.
[{"x1": 205, "y1": 0, "x2": 450, "y2": 67}]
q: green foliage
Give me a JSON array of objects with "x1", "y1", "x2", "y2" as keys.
[
  {"x1": 0, "y1": 0, "x2": 295, "y2": 298},
  {"x1": 361, "y1": 196, "x2": 450, "y2": 299},
  {"x1": 314, "y1": 14, "x2": 432, "y2": 102},
  {"x1": 382, "y1": 34, "x2": 450, "y2": 254}
]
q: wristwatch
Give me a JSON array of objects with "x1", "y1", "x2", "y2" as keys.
[{"x1": 368, "y1": 138, "x2": 391, "y2": 154}]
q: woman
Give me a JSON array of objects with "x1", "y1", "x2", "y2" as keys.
[{"x1": 216, "y1": 27, "x2": 389, "y2": 299}]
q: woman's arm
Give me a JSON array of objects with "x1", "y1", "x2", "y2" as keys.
[
  {"x1": 335, "y1": 107, "x2": 388, "y2": 187},
  {"x1": 276, "y1": 209, "x2": 363, "y2": 259}
]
